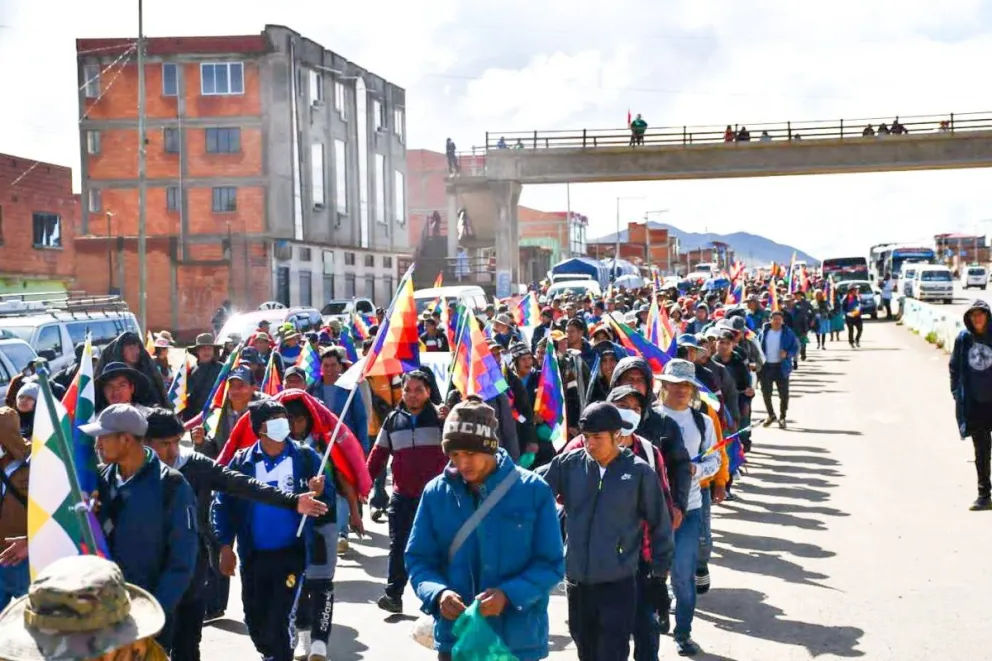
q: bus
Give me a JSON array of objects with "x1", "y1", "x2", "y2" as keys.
[
  {"x1": 885, "y1": 245, "x2": 936, "y2": 278},
  {"x1": 822, "y1": 256, "x2": 869, "y2": 283},
  {"x1": 869, "y1": 243, "x2": 896, "y2": 280}
]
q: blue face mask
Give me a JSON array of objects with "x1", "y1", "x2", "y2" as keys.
[{"x1": 264, "y1": 418, "x2": 291, "y2": 443}]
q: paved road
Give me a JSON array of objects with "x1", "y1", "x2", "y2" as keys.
[{"x1": 199, "y1": 321, "x2": 980, "y2": 660}]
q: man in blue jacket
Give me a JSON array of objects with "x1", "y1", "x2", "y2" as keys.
[
  {"x1": 758, "y1": 309, "x2": 800, "y2": 429},
  {"x1": 211, "y1": 399, "x2": 331, "y2": 661},
  {"x1": 406, "y1": 398, "x2": 564, "y2": 661},
  {"x1": 86, "y1": 403, "x2": 198, "y2": 655}
]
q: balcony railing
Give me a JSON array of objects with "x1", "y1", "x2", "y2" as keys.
[{"x1": 483, "y1": 110, "x2": 991, "y2": 151}]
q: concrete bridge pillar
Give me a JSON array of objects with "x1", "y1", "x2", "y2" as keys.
[{"x1": 490, "y1": 180, "x2": 522, "y2": 296}]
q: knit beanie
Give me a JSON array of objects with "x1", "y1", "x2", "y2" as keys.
[{"x1": 442, "y1": 398, "x2": 499, "y2": 455}]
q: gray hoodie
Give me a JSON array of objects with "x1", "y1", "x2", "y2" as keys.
[{"x1": 538, "y1": 446, "x2": 673, "y2": 584}]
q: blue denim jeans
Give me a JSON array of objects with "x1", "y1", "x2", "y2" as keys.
[
  {"x1": 0, "y1": 561, "x2": 30, "y2": 612},
  {"x1": 336, "y1": 496, "x2": 350, "y2": 539},
  {"x1": 697, "y1": 489, "x2": 713, "y2": 569},
  {"x1": 671, "y1": 507, "x2": 703, "y2": 639}
]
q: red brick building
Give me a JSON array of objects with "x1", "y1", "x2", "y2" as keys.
[
  {"x1": 0, "y1": 154, "x2": 80, "y2": 295},
  {"x1": 76, "y1": 27, "x2": 408, "y2": 338},
  {"x1": 586, "y1": 221, "x2": 675, "y2": 272}
]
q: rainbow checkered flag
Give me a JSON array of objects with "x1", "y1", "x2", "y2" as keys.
[
  {"x1": 363, "y1": 265, "x2": 420, "y2": 379},
  {"x1": 296, "y1": 342, "x2": 321, "y2": 386},
  {"x1": 167, "y1": 356, "x2": 190, "y2": 413},
  {"x1": 534, "y1": 348, "x2": 567, "y2": 451}
]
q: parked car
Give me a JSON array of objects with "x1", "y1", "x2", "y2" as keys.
[
  {"x1": 0, "y1": 295, "x2": 138, "y2": 374},
  {"x1": 413, "y1": 285, "x2": 489, "y2": 316},
  {"x1": 912, "y1": 265, "x2": 955, "y2": 304},
  {"x1": 836, "y1": 280, "x2": 880, "y2": 319},
  {"x1": 0, "y1": 337, "x2": 39, "y2": 400},
  {"x1": 216, "y1": 306, "x2": 322, "y2": 343},
  {"x1": 320, "y1": 298, "x2": 376, "y2": 325},
  {"x1": 961, "y1": 265, "x2": 988, "y2": 290}
]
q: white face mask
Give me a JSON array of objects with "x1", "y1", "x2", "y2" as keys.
[
  {"x1": 617, "y1": 408, "x2": 641, "y2": 436},
  {"x1": 264, "y1": 418, "x2": 291, "y2": 443}
]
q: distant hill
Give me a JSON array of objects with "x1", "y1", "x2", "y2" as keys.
[{"x1": 591, "y1": 222, "x2": 818, "y2": 267}]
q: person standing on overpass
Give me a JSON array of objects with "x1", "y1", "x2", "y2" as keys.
[
  {"x1": 950, "y1": 301, "x2": 992, "y2": 510},
  {"x1": 630, "y1": 113, "x2": 647, "y2": 146}
]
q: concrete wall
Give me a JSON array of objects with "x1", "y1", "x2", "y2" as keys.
[{"x1": 485, "y1": 131, "x2": 992, "y2": 184}]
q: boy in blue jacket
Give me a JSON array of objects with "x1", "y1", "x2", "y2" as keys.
[
  {"x1": 406, "y1": 397, "x2": 564, "y2": 661},
  {"x1": 211, "y1": 399, "x2": 332, "y2": 661},
  {"x1": 758, "y1": 310, "x2": 800, "y2": 429}
]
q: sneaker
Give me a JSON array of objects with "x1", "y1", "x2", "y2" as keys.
[
  {"x1": 308, "y1": 640, "x2": 327, "y2": 661},
  {"x1": 294, "y1": 631, "x2": 310, "y2": 660},
  {"x1": 695, "y1": 567, "x2": 711, "y2": 595},
  {"x1": 675, "y1": 635, "x2": 700, "y2": 656},
  {"x1": 970, "y1": 496, "x2": 992, "y2": 511},
  {"x1": 778, "y1": 418, "x2": 787, "y2": 430},
  {"x1": 856, "y1": 340, "x2": 861, "y2": 347},
  {"x1": 370, "y1": 509, "x2": 385, "y2": 524},
  {"x1": 376, "y1": 593, "x2": 403, "y2": 614},
  {"x1": 762, "y1": 417, "x2": 776, "y2": 428},
  {"x1": 337, "y1": 537, "x2": 349, "y2": 554},
  {"x1": 204, "y1": 609, "x2": 225, "y2": 621}
]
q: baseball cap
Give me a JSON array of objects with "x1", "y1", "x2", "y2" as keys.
[
  {"x1": 578, "y1": 401, "x2": 633, "y2": 434},
  {"x1": 80, "y1": 403, "x2": 149, "y2": 438},
  {"x1": 676, "y1": 333, "x2": 703, "y2": 350},
  {"x1": 549, "y1": 330, "x2": 566, "y2": 342},
  {"x1": 607, "y1": 385, "x2": 645, "y2": 409},
  {"x1": 284, "y1": 366, "x2": 308, "y2": 383},
  {"x1": 227, "y1": 365, "x2": 255, "y2": 385}
]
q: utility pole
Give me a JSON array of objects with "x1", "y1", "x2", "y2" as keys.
[
  {"x1": 136, "y1": 0, "x2": 148, "y2": 332},
  {"x1": 643, "y1": 209, "x2": 669, "y2": 268}
]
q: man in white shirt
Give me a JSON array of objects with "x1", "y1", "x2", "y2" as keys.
[
  {"x1": 881, "y1": 275, "x2": 896, "y2": 319},
  {"x1": 659, "y1": 359, "x2": 721, "y2": 657}
]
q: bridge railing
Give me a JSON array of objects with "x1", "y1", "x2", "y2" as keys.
[{"x1": 483, "y1": 110, "x2": 992, "y2": 151}]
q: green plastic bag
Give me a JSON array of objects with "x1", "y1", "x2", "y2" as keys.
[
  {"x1": 451, "y1": 601, "x2": 518, "y2": 661},
  {"x1": 519, "y1": 452, "x2": 536, "y2": 469}
]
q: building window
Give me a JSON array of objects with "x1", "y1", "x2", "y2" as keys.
[
  {"x1": 162, "y1": 63, "x2": 178, "y2": 96},
  {"x1": 323, "y1": 274, "x2": 334, "y2": 300},
  {"x1": 394, "y1": 108, "x2": 404, "y2": 140},
  {"x1": 166, "y1": 186, "x2": 180, "y2": 211},
  {"x1": 383, "y1": 275, "x2": 393, "y2": 298},
  {"x1": 372, "y1": 100, "x2": 385, "y2": 131},
  {"x1": 300, "y1": 247, "x2": 312, "y2": 261},
  {"x1": 364, "y1": 254, "x2": 375, "y2": 267},
  {"x1": 311, "y1": 143, "x2": 325, "y2": 208},
  {"x1": 334, "y1": 139, "x2": 347, "y2": 215},
  {"x1": 299, "y1": 271, "x2": 312, "y2": 307},
  {"x1": 211, "y1": 187, "x2": 237, "y2": 213},
  {"x1": 87, "y1": 189, "x2": 101, "y2": 212},
  {"x1": 200, "y1": 62, "x2": 244, "y2": 96},
  {"x1": 344, "y1": 252, "x2": 355, "y2": 266},
  {"x1": 365, "y1": 275, "x2": 375, "y2": 299},
  {"x1": 394, "y1": 170, "x2": 405, "y2": 225},
  {"x1": 356, "y1": 78, "x2": 369, "y2": 248},
  {"x1": 334, "y1": 81, "x2": 346, "y2": 118},
  {"x1": 83, "y1": 64, "x2": 101, "y2": 98},
  {"x1": 374, "y1": 153, "x2": 386, "y2": 224},
  {"x1": 345, "y1": 273, "x2": 356, "y2": 298},
  {"x1": 86, "y1": 131, "x2": 101, "y2": 155},
  {"x1": 32, "y1": 212, "x2": 61, "y2": 248},
  {"x1": 164, "y1": 128, "x2": 180, "y2": 154},
  {"x1": 383, "y1": 256, "x2": 392, "y2": 268},
  {"x1": 205, "y1": 128, "x2": 240, "y2": 153},
  {"x1": 309, "y1": 69, "x2": 322, "y2": 104}
]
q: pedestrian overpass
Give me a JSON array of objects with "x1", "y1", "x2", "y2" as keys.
[{"x1": 442, "y1": 111, "x2": 992, "y2": 292}]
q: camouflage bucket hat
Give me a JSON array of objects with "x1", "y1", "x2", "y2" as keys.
[{"x1": 0, "y1": 555, "x2": 164, "y2": 661}]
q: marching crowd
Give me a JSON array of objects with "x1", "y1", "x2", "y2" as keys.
[{"x1": 0, "y1": 267, "x2": 875, "y2": 661}]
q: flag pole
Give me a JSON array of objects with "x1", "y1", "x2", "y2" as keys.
[{"x1": 33, "y1": 360, "x2": 100, "y2": 555}]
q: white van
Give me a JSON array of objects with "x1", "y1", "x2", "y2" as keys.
[
  {"x1": 546, "y1": 279, "x2": 602, "y2": 300},
  {"x1": 413, "y1": 285, "x2": 489, "y2": 316},
  {"x1": 912, "y1": 265, "x2": 954, "y2": 304},
  {"x1": 901, "y1": 266, "x2": 919, "y2": 297},
  {"x1": 961, "y1": 265, "x2": 988, "y2": 290},
  {"x1": 0, "y1": 294, "x2": 139, "y2": 373}
]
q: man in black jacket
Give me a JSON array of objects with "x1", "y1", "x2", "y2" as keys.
[
  {"x1": 609, "y1": 357, "x2": 691, "y2": 521},
  {"x1": 184, "y1": 334, "x2": 224, "y2": 423},
  {"x1": 143, "y1": 408, "x2": 328, "y2": 661},
  {"x1": 95, "y1": 331, "x2": 171, "y2": 409}
]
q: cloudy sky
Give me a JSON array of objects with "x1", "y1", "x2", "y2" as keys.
[{"x1": 3, "y1": 0, "x2": 992, "y2": 259}]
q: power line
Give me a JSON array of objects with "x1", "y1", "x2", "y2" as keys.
[
  {"x1": 9, "y1": 47, "x2": 135, "y2": 189},
  {"x1": 79, "y1": 44, "x2": 135, "y2": 93},
  {"x1": 77, "y1": 41, "x2": 137, "y2": 56}
]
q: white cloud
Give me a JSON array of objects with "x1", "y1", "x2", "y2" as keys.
[{"x1": 3, "y1": 0, "x2": 992, "y2": 259}]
